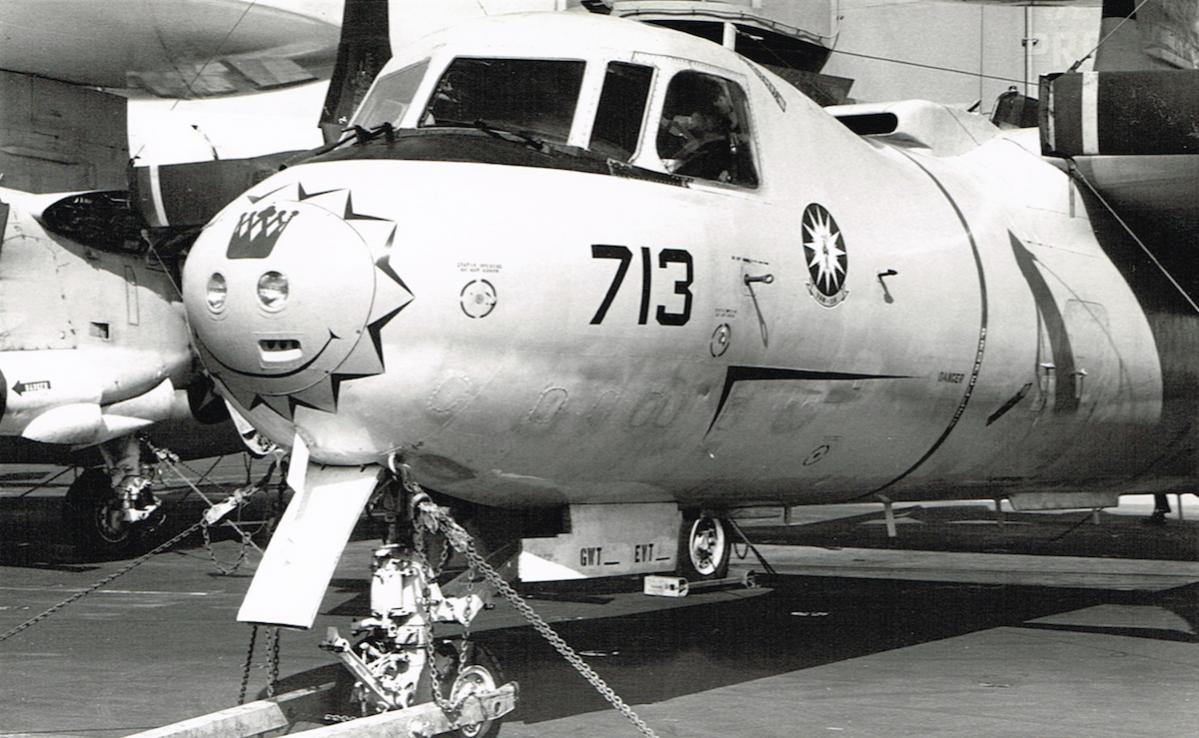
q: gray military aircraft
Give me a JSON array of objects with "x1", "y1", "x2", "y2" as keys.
[
  {"x1": 0, "y1": 0, "x2": 341, "y2": 554},
  {"x1": 168, "y1": 0, "x2": 1198, "y2": 730}
]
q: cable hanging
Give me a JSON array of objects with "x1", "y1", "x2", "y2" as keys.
[
  {"x1": 1070, "y1": 162, "x2": 1199, "y2": 316},
  {"x1": 1068, "y1": 0, "x2": 1157, "y2": 73}
]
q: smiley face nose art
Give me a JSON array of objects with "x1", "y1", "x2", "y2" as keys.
[{"x1": 183, "y1": 184, "x2": 413, "y2": 419}]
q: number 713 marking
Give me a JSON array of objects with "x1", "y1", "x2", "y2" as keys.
[{"x1": 589, "y1": 245, "x2": 693, "y2": 326}]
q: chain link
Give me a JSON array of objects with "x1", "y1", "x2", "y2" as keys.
[
  {"x1": 201, "y1": 520, "x2": 254, "y2": 575},
  {"x1": 424, "y1": 641, "x2": 460, "y2": 716},
  {"x1": 414, "y1": 516, "x2": 453, "y2": 579},
  {"x1": 413, "y1": 497, "x2": 659, "y2": 738},
  {"x1": 238, "y1": 625, "x2": 259, "y2": 705},
  {"x1": 436, "y1": 533, "x2": 453, "y2": 576},
  {"x1": 148, "y1": 443, "x2": 273, "y2": 558},
  {"x1": 463, "y1": 561, "x2": 476, "y2": 641},
  {"x1": 0, "y1": 451, "x2": 274, "y2": 642},
  {"x1": 0, "y1": 518, "x2": 206, "y2": 643},
  {"x1": 266, "y1": 627, "x2": 281, "y2": 697},
  {"x1": 236, "y1": 624, "x2": 281, "y2": 703}
]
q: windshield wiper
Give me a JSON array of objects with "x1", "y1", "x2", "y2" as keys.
[
  {"x1": 430, "y1": 118, "x2": 548, "y2": 153},
  {"x1": 306, "y1": 122, "x2": 397, "y2": 158},
  {"x1": 472, "y1": 119, "x2": 546, "y2": 152}
]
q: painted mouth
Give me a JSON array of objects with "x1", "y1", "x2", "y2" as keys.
[
  {"x1": 206, "y1": 333, "x2": 335, "y2": 380},
  {"x1": 258, "y1": 338, "x2": 303, "y2": 364}
]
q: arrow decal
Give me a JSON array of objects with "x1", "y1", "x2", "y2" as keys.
[{"x1": 13, "y1": 380, "x2": 52, "y2": 396}]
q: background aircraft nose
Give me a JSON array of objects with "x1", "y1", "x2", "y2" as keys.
[{"x1": 182, "y1": 183, "x2": 412, "y2": 416}]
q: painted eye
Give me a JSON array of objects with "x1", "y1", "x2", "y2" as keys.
[
  {"x1": 206, "y1": 273, "x2": 227, "y2": 313},
  {"x1": 257, "y1": 271, "x2": 289, "y2": 311}
]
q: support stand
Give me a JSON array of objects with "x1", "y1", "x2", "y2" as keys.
[{"x1": 879, "y1": 495, "x2": 898, "y2": 539}]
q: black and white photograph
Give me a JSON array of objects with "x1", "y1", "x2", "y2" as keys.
[{"x1": 1, "y1": 1, "x2": 1196, "y2": 736}]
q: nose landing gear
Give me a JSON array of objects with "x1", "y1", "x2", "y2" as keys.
[{"x1": 317, "y1": 484, "x2": 515, "y2": 737}]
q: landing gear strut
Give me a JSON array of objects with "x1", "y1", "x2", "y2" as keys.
[
  {"x1": 319, "y1": 482, "x2": 514, "y2": 736},
  {"x1": 62, "y1": 435, "x2": 163, "y2": 556}
]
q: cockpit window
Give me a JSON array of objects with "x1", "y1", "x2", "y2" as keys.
[
  {"x1": 420, "y1": 58, "x2": 585, "y2": 144},
  {"x1": 589, "y1": 62, "x2": 654, "y2": 162},
  {"x1": 352, "y1": 60, "x2": 430, "y2": 128},
  {"x1": 657, "y1": 71, "x2": 758, "y2": 187}
]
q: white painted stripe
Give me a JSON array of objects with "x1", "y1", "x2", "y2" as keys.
[
  {"x1": 147, "y1": 164, "x2": 169, "y2": 227},
  {"x1": 1081, "y1": 72, "x2": 1099, "y2": 155},
  {"x1": 0, "y1": 586, "x2": 211, "y2": 596},
  {"x1": 1043, "y1": 84, "x2": 1056, "y2": 151},
  {"x1": 753, "y1": 545, "x2": 1199, "y2": 591}
]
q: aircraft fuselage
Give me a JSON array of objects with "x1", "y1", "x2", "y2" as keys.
[
  {"x1": 0, "y1": 186, "x2": 236, "y2": 457},
  {"x1": 182, "y1": 13, "x2": 1199, "y2": 511}
]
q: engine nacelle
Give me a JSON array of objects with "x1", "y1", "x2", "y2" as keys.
[
  {"x1": 3, "y1": 370, "x2": 178, "y2": 447},
  {"x1": 0, "y1": 344, "x2": 217, "y2": 446}
]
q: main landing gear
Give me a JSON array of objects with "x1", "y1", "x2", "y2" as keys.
[
  {"x1": 62, "y1": 435, "x2": 164, "y2": 556},
  {"x1": 678, "y1": 511, "x2": 731, "y2": 580}
]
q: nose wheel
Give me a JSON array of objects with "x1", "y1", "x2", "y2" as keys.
[{"x1": 444, "y1": 644, "x2": 504, "y2": 738}]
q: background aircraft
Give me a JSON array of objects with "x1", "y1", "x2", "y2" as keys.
[{"x1": 0, "y1": 0, "x2": 341, "y2": 553}]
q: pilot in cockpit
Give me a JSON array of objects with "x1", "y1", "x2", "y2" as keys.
[
  {"x1": 658, "y1": 75, "x2": 738, "y2": 181},
  {"x1": 423, "y1": 71, "x2": 465, "y2": 126}
]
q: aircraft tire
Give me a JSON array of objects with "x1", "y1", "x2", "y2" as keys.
[
  {"x1": 62, "y1": 468, "x2": 136, "y2": 557},
  {"x1": 677, "y1": 511, "x2": 731, "y2": 581},
  {"x1": 417, "y1": 640, "x2": 504, "y2": 738}
]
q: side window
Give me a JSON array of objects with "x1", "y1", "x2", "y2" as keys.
[
  {"x1": 352, "y1": 60, "x2": 431, "y2": 127},
  {"x1": 589, "y1": 62, "x2": 654, "y2": 161},
  {"x1": 657, "y1": 71, "x2": 758, "y2": 187}
]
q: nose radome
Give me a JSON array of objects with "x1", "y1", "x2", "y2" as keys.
[{"x1": 182, "y1": 182, "x2": 414, "y2": 417}]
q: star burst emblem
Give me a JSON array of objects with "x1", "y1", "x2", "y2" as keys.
[
  {"x1": 204, "y1": 182, "x2": 413, "y2": 421},
  {"x1": 801, "y1": 203, "x2": 848, "y2": 308}
]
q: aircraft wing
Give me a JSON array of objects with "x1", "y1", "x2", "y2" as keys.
[
  {"x1": 0, "y1": 0, "x2": 340, "y2": 97},
  {"x1": 0, "y1": 0, "x2": 339, "y2": 193},
  {"x1": 1069, "y1": 156, "x2": 1198, "y2": 226}
]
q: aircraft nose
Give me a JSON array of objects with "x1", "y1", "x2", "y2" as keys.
[{"x1": 182, "y1": 184, "x2": 412, "y2": 415}]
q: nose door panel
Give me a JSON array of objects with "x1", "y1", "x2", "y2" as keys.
[{"x1": 184, "y1": 184, "x2": 413, "y2": 417}]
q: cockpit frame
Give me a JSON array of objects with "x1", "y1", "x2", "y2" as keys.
[{"x1": 349, "y1": 36, "x2": 764, "y2": 190}]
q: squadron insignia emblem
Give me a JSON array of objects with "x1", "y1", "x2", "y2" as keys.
[{"x1": 801, "y1": 203, "x2": 848, "y2": 308}]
